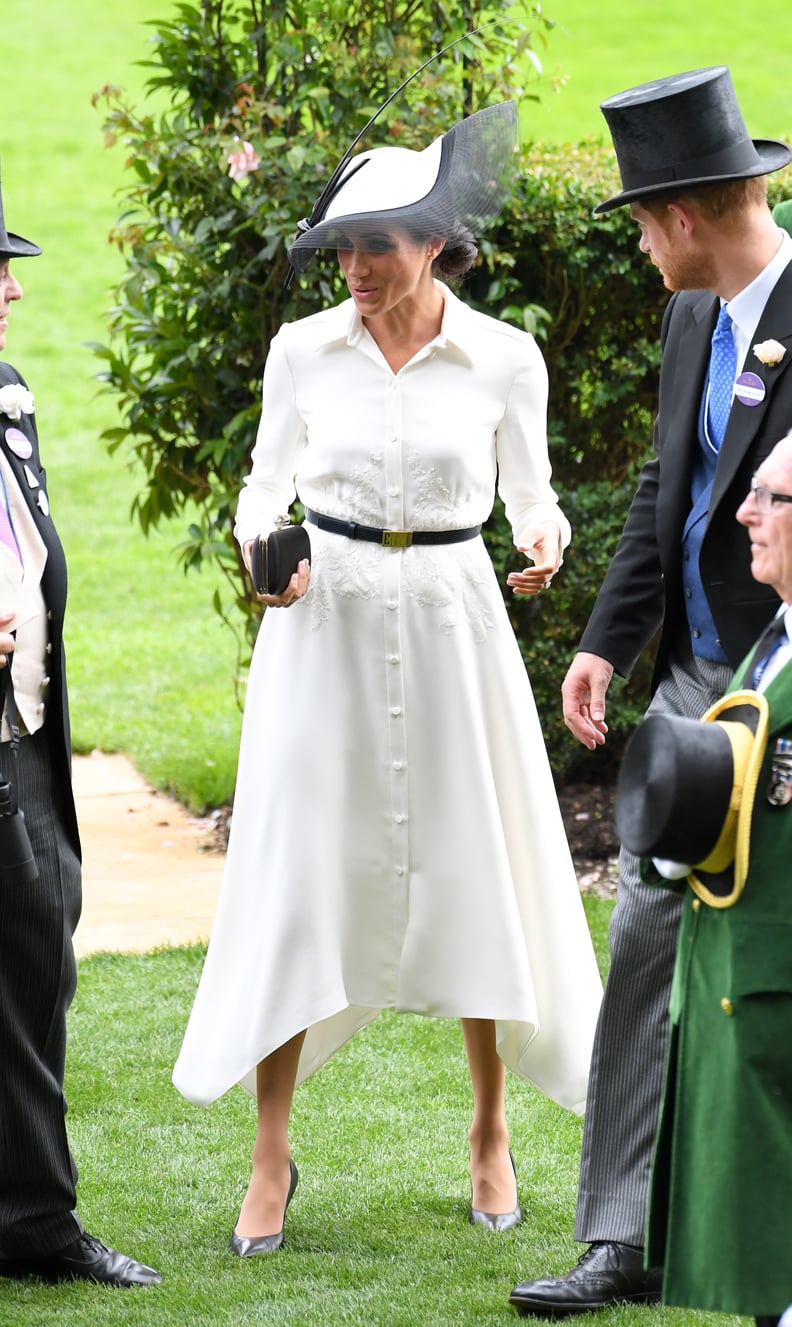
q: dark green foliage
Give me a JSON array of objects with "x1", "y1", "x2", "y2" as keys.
[{"x1": 92, "y1": 1, "x2": 791, "y2": 780}]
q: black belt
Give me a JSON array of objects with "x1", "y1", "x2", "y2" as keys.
[{"x1": 304, "y1": 508, "x2": 481, "y2": 548}]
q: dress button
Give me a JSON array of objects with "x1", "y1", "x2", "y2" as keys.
[
  {"x1": 390, "y1": 706, "x2": 402, "y2": 716},
  {"x1": 692, "y1": 628, "x2": 701, "y2": 639},
  {"x1": 45, "y1": 643, "x2": 53, "y2": 655},
  {"x1": 395, "y1": 865, "x2": 405, "y2": 876},
  {"x1": 394, "y1": 813, "x2": 405, "y2": 824},
  {"x1": 685, "y1": 588, "x2": 692, "y2": 598},
  {"x1": 692, "y1": 898, "x2": 701, "y2": 912},
  {"x1": 720, "y1": 998, "x2": 735, "y2": 1016},
  {"x1": 387, "y1": 600, "x2": 397, "y2": 610},
  {"x1": 392, "y1": 760, "x2": 403, "y2": 771},
  {"x1": 388, "y1": 486, "x2": 400, "y2": 497},
  {"x1": 42, "y1": 676, "x2": 50, "y2": 686},
  {"x1": 389, "y1": 654, "x2": 400, "y2": 664}
]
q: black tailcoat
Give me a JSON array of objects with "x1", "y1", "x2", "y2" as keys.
[
  {"x1": 0, "y1": 360, "x2": 83, "y2": 1256},
  {"x1": 579, "y1": 265, "x2": 792, "y2": 682}
]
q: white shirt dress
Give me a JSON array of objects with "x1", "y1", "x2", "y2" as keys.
[{"x1": 173, "y1": 284, "x2": 602, "y2": 1112}]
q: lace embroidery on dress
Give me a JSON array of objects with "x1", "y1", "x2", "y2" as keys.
[
  {"x1": 305, "y1": 541, "x2": 494, "y2": 640},
  {"x1": 407, "y1": 450, "x2": 476, "y2": 531},
  {"x1": 301, "y1": 448, "x2": 495, "y2": 637},
  {"x1": 309, "y1": 450, "x2": 385, "y2": 525},
  {"x1": 401, "y1": 547, "x2": 494, "y2": 641},
  {"x1": 305, "y1": 541, "x2": 381, "y2": 630}
]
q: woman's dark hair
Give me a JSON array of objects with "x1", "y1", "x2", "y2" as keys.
[{"x1": 432, "y1": 222, "x2": 478, "y2": 280}]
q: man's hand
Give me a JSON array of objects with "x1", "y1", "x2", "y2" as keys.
[
  {"x1": 0, "y1": 611, "x2": 16, "y2": 669},
  {"x1": 561, "y1": 651, "x2": 614, "y2": 749}
]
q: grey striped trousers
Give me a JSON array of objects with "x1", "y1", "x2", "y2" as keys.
[
  {"x1": 0, "y1": 725, "x2": 83, "y2": 1257},
  {"x1": 574, "y1": 649, "x2": 734, "y2": 1247}
]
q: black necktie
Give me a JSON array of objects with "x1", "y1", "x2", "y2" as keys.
[{"x1": 748, "y1": 614, "x2": 788, "y2": 688}]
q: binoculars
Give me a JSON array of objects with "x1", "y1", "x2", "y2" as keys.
[{"x1": 0, "y1": 778, "x2": 38, "y2": 885}]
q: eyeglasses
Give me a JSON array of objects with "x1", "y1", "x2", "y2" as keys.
[{"x1": 750, "y1": 477, "x2": 792, "y2": 514}]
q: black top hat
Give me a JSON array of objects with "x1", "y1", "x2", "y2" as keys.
[
  {"x1": 615, "y1": 690, "x2": 769, "y2": 908},
  {"x1": 595, "y1": 66, "x2": 792, "y2": 213},
  {"x1": 0, "y1": 164, "x2": 41, "y2": 259}
]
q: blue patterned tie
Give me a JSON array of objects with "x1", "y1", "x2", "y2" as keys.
[{"x1": 707, "y1": 303, "x2": 737, "y2": 450}]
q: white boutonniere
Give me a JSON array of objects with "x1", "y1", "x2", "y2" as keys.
[
  {"x1": 0, "y1": 382, "x2": 35, "y2": 420},
  {"x1": 753, "y1": 338, "x2": 786, "y2": 367}
]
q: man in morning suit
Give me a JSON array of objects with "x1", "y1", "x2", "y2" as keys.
[
  {"x1": 510, "y1": 66, "x2": 792, "y2": 1315},
  {"x1": 0, "y1": 167, "x2": 161, "y2": 1288}
]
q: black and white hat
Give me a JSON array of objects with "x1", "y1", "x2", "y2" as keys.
[{"x1": 288, "y1": 100, "x2": 518, "y2": 273}]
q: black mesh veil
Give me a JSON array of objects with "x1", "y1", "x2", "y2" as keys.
[{"x1": 287, "y1": 101, "x2": 518, "y2": 274}]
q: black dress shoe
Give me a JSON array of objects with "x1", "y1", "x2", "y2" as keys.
[
  {"x1": 0, "y1": 1231, "x2": 162, "y2": 1287},
  {"x1": 469, "y1": 1150, "x2": 523, "y2": 1231},
  {"x1": 509, "y1": 1241, "x2": 662, "y2": 1315},
  {"x1": 229, "y1": 1158, "x2": 299, "y2": 1257}
]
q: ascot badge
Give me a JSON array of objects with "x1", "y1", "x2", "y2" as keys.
[{"x1": 767, "y1": 736, "x2": 792, "y2": 807}]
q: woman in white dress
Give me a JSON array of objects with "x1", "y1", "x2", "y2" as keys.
[{"x1": 173, "y1": 101, "x2": 602, "y2": 1255}]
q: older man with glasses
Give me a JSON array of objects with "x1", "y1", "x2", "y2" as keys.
[{"x1": 606, "y1": 430, "x2": 792, "y2": 1326}]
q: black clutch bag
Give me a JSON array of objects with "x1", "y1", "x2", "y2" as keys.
[{"x1": 250, "y1": 524, "x2": 311, "y2": 596}]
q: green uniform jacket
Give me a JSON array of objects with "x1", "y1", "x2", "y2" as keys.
[{"x1": 645, "y1": 653, "x2": 792, "y2": 1316}]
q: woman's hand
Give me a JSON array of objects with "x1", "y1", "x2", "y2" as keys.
[
  {"x1": 506, "y1": 522, "x2": 562, "y2": 598},
  {"x1": 261, "y1": 558, "x2": 311, "y2": 607},
  {"x1": 243, "y1": 542, "x2": 311, "y2": 607}
]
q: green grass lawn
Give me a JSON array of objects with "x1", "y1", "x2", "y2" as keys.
[
  {"x1": 0, "y1": 899, "x2": 742, "y2": 1326},
  {"x1": 523, "y1": 0, "x2": 792, "y2": 145}
]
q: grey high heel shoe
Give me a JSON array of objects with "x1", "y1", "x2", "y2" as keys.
[
  {"x1": 469, "y1": 1149, "x2": 522, "y2": 1231},
  {"x1": 229, "y1": 1159, "x2": 299, "y2": 1256}
]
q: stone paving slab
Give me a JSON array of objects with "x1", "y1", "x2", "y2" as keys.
[{"x1": 72, "y1": 750, "x2": 224, "y2": 958}]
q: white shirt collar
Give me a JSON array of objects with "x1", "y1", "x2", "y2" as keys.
[
  {"x1": 727, "y1": 228, "x2": 792, "y2": 363},
  {"x1": 323, "y1": 281, "x2": 478, "y2": 364}
]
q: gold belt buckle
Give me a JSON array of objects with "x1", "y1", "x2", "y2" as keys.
[{"x1": 381, "y1": 530, "x2": 413, "y2": 548}]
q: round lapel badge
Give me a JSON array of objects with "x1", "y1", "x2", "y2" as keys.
[
  {"x1": 734, "y1": 371, "x2": 766, "y2": 407},
  {"x1": 3, "y1": 426, "x2": 33, "y2": 458}
]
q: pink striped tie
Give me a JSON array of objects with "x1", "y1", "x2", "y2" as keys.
[{"x1": 0, "y1": 497, "x2": 21, "y2": 563}]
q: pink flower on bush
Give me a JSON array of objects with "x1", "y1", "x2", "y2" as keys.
[{"x1": 227, "y1": 140, "x2": 261, "y2": 182}]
